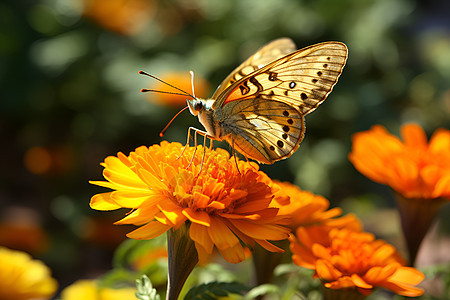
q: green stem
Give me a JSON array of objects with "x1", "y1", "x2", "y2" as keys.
[{"x1": 166, "y1": 224, "x2": 198, "y2": 300}]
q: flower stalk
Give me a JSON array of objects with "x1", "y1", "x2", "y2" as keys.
[
  {"x1": 166, "y1": 224, "x2": 198, "y2": 300},
  {"x1": 395, "y1": 194, "x2": 447, "y2": 265}
]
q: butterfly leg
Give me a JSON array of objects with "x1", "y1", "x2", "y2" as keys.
[
  {"x1": 185, "y1": 127, "x2": 211, "y2": 170},
  {"x1": 231, "y1": 138, "x2": 241, "y2": 175},
  {"x1": 177, "y1": 127, "x2": 193, "y2": 161}
]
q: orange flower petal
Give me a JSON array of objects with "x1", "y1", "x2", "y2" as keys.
[
  {"x1": 401, "y1": 123, "x2": 428, "y2": 148},
  {"x1": 182, "y1": 208, "x2": 211, "y2": 227},
  {"x1": 351, "y1": 274, "x2": 373, "y2": 289},
  {"x1": 254, "y1": 239, "x2": 284, "y2": 253},
  {"x1": 127, "y1": 221, "x2": 171, "y2": 239},
  {"x1": 207, "y1": 217, "x2": 239, "y2": 249},
  {"x1": 218, "y1": 243, "x2": 246, "y2": 264},
  {"x1": 189, "y1": 223, "x2": 214, "y2": 254},
  {"x1": 316, "y1": 259, "x2": 342, "y2": 281},
  {"x1": 228, "y1": 219, "x2": 290, "y2": 240}
]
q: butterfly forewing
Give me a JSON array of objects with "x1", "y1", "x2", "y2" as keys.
[
  {"x1": 215, "y1": 42, "x2": 347, "y2": 112},
  {"x1": 212, "y1": 38, "x2": 296, "y2": 99}
]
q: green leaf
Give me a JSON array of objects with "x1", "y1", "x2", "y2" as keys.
[
  {"x1": 136, "y1": 275, "x2": 161, "y2": 300},
  {"x1": 244, "y1": 284, "x2": 280, "y2": 299},
  {"x1": 184, "y1": 281, "x2": 248, "y2": 300}
]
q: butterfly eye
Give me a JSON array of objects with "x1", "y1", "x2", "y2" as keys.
[{"x1": 194, "y1": 102, "x2": 203, "y2": 111}]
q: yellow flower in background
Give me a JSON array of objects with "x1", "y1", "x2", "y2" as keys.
[
  {"x1": 90, "y1": 141, "x2": 290, "y2": 264},
  {"x1": 349, "y1": 124, "x2": 450, "y2": 200},
  {"x1": 61, "y1": 280, "x2": 136, "y2": 300},
  {"x1": 290, "y1": 228, "x2": 424, "y2": 297},
  {"x1": 0, "y1": 246, "x2": 57, "y2": 300},
  {"x1": 272, "y1": 181, "x2": 362, "y2": 231}
]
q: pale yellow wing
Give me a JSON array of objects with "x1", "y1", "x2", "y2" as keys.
[
  {"x1": 214, "y1": 42, "x2": 347, "y2": 163},
  {"x1": 212, "y1": 38, "x2": 296, "y2": 98},
  {"x1": 214, "y1": 42, "x2": 348, "y2": 114},
  {"x1": 219, "y1": 97, "x2": 304, "y2": 164}
]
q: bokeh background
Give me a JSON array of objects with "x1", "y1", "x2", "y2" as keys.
[{"x1": 1, "y1": 0, "x2": 449, "y2": 297}]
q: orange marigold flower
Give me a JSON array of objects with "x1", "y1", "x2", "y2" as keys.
[
  {"x1": 349, "y1": 123, "x2": 450, "y2": 265},
  {"x1": 349, "y1": 124, "x2": 450, "y2": 200},
  {"x1": 272, "y1": 181, "x2": 362, "y2": 231},
  {"x1": 290, "y1": 228, "x2": 425, "y2": 297},
  {"x1": 90, "y1": 141, "x2": 290, "y2": 264},
  {"x1": 83, "y1": 0, "x2": 156, "y2": 35}
]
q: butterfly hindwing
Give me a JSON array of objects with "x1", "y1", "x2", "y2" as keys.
[
  {"x1": 219, "y1": 97, "x2": 304, "y2": 164},
  {"x1": 215, "y1": 42, "x2": 348, "y2": 114}
]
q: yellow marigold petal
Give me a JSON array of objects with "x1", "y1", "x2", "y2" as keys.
[
  {"x1": 136, "y1": 167, "x2": 166, "y2": 190},
  {"x1": 110, "y1": 191, "x2": 154, "y2": 208},
  {"x1": 127, "y1": 221, "x2": 171, "y2": 239},
  {"x1": 90, "y1": 192, "x2": 121, "y2": 210},
  {"x1": 115, "y1": 206, "x2": 160, "y2": 225},
  {"x1": 103, "y1": 156, "x2": 148, "y2": 190},
  {"x1": 183, "y1": 208, "x2": 211, "y2": 227},
  {"x1": 401, "y1": 123, "x2": 428, "y2": 148},
  {"x1": 156, "y1": 201, "x2": 185, "y2": 226},
  {"x1": 228, "y1": 219, "x2": 290, "y2": 240},
  {"x1": 208, "y1": 217, "x2": 239, "y2": 249},
  {"x1": 89, "y1": 180, "x2": 116, "y2": 189},
  {"x1": 61, "y1": 280, "x2": 97, "y2": 300},
  {"x1": 190, "y1": 223, "x2": 214, "y2": 254}
]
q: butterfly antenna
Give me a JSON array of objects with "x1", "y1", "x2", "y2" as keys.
[
  {"x1": 189, "y1": 70, "x2": 196, "y2": 99},
  {"x1": 139, "y1": 70, "x2": 196, "y2": 99},
  {"x1": 159, "y1": 106, "x2": 189, "y2": 137}
]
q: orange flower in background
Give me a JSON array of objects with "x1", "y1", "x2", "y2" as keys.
[
  {"x1": 90, "y1": 141, "x2": 290, "y2": 264},
  {"x1": 83, "y1": 0, "x2": 156, "y2": 35},
  {"x1": 349, "y1": 124, "x2": 450, "y2": 200},
  {"x1": 272, "y1": 181, "x2": 362, "y2": 231},
  {"x1": 290, "y1": 228, "x2": 425, "y2": 297},
  {"x1": 349, "y1": 123, "x2": 450, "y2": 265},
  {"x1": 145, "y1": 72, "x2": 210, "y2": 107}
]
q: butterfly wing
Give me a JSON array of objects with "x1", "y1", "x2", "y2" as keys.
[
  {"x1": 219, "y1": 97, "x2": 304, "y2": 164},
  {"x1": 214, "y1": 42, "x2": 347, "y2": 163},
  {"x1": 212, "y1": 38, "x2": 296, "y2": 98},
  {"x1": 214, "y1": 42, "x2": 348, "y2": 114}
]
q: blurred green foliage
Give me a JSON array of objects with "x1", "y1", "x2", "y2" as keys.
[{"x1": 1, "y1": 0, "x2": 449, "y2": 298}]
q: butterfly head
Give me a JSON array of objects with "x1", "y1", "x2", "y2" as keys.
[{"x1": 187, "y1": 98, "x2": 214, "y2": 116}]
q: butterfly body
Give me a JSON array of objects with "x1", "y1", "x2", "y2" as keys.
[{"x1": 186, "y1": 39, "x2": 348, "y2": 164}]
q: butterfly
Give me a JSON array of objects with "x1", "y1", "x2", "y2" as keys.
[{"x1": 141, "y1": 38, "x2": 348, "y2": 165}]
